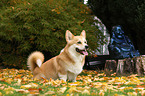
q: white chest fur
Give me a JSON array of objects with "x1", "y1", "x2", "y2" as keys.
[
  {"x1": 66, "y1": 49, "x2": 85, "y2": 75},
  {"x1": 66, "y1": 60, "x2": 83, "y2": 75}
]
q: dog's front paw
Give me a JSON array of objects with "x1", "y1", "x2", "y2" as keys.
[
  {"x1": 67, "y1": 72, "x2": 77, "y2": 82},
  {"x1": 68, "y1": 76, "x2": 77, "y2": 82},
  {"x1": 72, "y1": 79, "x2": 77, "y2": 82},
  {"x1": 58, "y1": 73, "x2": 67, "y2": 82},
  {"x1": 61, "y1": 78, "x2": 67, "y2": 82}
]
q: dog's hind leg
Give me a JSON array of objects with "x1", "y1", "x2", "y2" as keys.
[{"x1": 33, "y1": 67, "x2": 45, "y2": 79}]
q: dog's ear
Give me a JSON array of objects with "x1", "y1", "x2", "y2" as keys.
[
  {"x1": 80, "y1": 30, "x2": 86, "y2": 38},
  {"x1": 66, "y1": 30, "x2": 74, "y2": 42}
]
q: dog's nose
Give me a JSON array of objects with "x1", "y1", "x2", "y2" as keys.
[{"x1": 85, "y1": 45, "x2": 89, "y2": 49}]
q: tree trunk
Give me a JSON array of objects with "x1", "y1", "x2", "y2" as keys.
[
  {"x1": 105, "y1": 60, "x2": 117, "y2": 72},
  {"x1": 134, "y1": 56, "x2": 145, "y2": 75},
  {"x1": 105, "y1": 56, "x2": 145, "y2": 75}
]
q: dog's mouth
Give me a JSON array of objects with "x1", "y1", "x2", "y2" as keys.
[{"x1": 76, "y1": 48, "x2": 88, "y2": 55}]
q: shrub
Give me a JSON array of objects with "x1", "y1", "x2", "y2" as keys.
[{"x1": 0, "y1": 0, "x2": 105, "y2": 69}]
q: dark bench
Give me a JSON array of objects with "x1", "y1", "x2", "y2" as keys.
[{"x1": 83, "y1": 55, "x2": 111, "y2": 70}]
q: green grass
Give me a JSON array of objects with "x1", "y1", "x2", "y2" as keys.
[{"x1": 0, "y1": 69, "x2": 145, "y2": 96}]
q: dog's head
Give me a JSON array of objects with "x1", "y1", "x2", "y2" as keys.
[{"x1": 65, "y1": 30, "x2": 88, "y2": 55}]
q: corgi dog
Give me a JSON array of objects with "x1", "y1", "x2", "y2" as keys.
[{"x1": 27, "y1": 30, "x2": 88, "y2": 82}]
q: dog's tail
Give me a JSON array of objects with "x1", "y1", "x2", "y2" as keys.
[{"x1": 27, "y1": 51, "x2": 44, "y2": 72}]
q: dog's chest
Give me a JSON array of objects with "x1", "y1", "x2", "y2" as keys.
[{"x1": 66, "y1": 55, "x2": 84, "y2": 74}]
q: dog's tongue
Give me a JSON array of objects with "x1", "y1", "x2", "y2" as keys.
[{"x1": 82, "y1": 50, "x2": 88, "y2": 55}]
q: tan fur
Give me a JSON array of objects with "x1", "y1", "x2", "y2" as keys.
[
  {"x1": 27, "y1": 51, "x2": 44, "y2": 72},
  {"x1": 27, "y1": 30, "x2": 88, "y2": 82}
]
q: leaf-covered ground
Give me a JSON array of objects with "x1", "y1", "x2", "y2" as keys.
[{"x1": 0, "y1": 69, "x2": 145, "y2": 96}]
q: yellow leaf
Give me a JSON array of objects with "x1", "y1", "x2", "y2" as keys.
[
  {"x1": 67, "y1": 87, "x2": 76, "y2": 93},
  {"x1": 76, "y1": 87, "x2": 84, "y2": 91},
  {"x1": 58, "y1": 87, "x2": 67, "y2": 93},
  {"x1": 15, "y1": 89, "x2": 29, "y2": 93},
  {"x1": 20, "y1": 83, "x2": 38, "y2": 89},
  {"x1": 66, "y1": 94, "x2": 70, "y2": 96},
  {"x1": 51, "y1": 9, "x2": 55, "y2": 11},
  {"x1": 127, "y1": 92, "x2": 137, "y2": 96},
  {"x1": 5, "y1": 91, "x2": 13, "y2": 94},
  {"x1": 4, "y1": 87, "x2": 15, "y2": 95},
  {"x1": 99, "y1": 91, "x2": 105, "y2": 96},
  {"x1": 17, "y1": 79, "x2": 22, "y2": 85},
  {"x1": 67, "y1": 87, "x2": 81, "y2": 93},
  {"x1": 84, "y1": 86, "x2": 90, "y2": 90},
  {"x1": 57, "y1": 11, "x2": 60, "y2": 14},
  {"x1": 99, "y1": 90, "x2": 105, "y2": 96},
  {"x1": 5, "y1": 78, "x2": 13, "y2": 84},
  {"x1": 0, "y1": 86, "x2": 5, "y2": 90},
  {"x1": 20, "y1": 85, "x2": 31, "y2": 89},
  {"x1": 4, "y1": 87, "x2": 15, "y2": 91},
  {"x1": 82, "y1": 89, "x2": 90, "y2": 95},
  {"x1": 140, "y1": 90, "x2": 145, "y2": 96},
  {"x1": 68, "y1": 82, "x2": 80, "y2": 86},
  {"x1": 0, "y1": 92, "x2": 2, "y2": 96},
  {"x1": 45, "y1": 91, "x2": 55, "y2": 95}
]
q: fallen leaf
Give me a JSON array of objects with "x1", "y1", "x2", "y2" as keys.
[
  {"x1": 20, "y1": 83, "x2": 38, "y2": 89},
  {"x1": 58, "y1": 87, "x2": 67, "y2": 93},
  {"x1": 140, "y1": 90, "x2": 145, "y2": 96},
  {"x1": 127, "y1": 92, "x2": 137, "y2": 96},
  {"x1": 16, "y1": 79, "x2": 22, "y2": 85},
  {"x1": 28, "y1": 88, "x2": 41, "y2": 94},
  {"x1": 67, "y1": 87, "x2": 81, "y2": 93},
  {"x1": 5, "y1": 91, "x2": 14, "y2": 94},
  {"x1": 68, "y1": 82, "x2": 80, "y2": 86},
  {"x1": 82, "y1": 89, "x2": 90, "y2": 95},
  {"x1": 5, "y1": 78, "x2": 13, "y2": 84},
  {"x1": 15, "y1": 89, "x2": 29, "y2": 93},
  {"x1": 0, "y1": 86, "x2": 5, "y2": 90},
  {"x1": 4, "y1": 87, "x2": 15, "y2": 91},
  {"x1": 45, "y1": 91, "x2": 55, "y2": 95},
  {"x1": 99, "y1": 90, "x2": 105, "y2": 96},
  {"x1": 0, "y1": 92, "x2": 2, "y2": 96}
]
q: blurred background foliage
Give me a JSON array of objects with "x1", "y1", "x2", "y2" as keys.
[{"x1": 0, "y1": 0, "x2": 105, "y2": 69}]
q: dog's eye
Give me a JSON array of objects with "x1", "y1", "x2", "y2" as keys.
[
  {"x1": 84, "y1": 41, "x2": 87, "y2": 43},
  {"x1": 77, "y1": 41, "x2": 82, "y2": 44}
]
